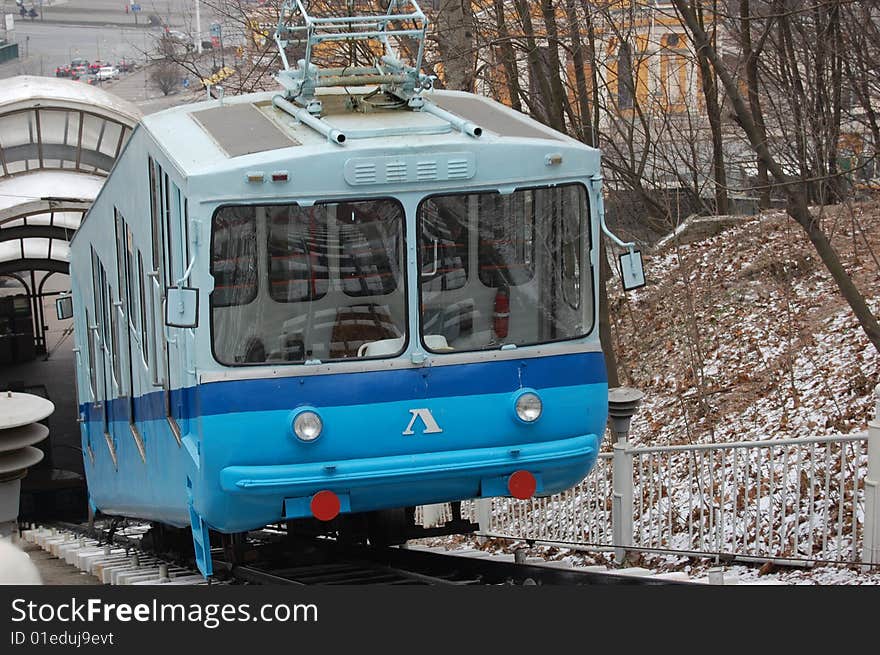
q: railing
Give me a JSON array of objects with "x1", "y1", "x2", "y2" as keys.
[{"x1": 460, "y1": 386, "x2": 880, "y2": 567}]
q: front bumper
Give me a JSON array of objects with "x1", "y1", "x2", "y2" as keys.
[{"x1": 219, "y1": 433, "x2": 599, "y2": 519}]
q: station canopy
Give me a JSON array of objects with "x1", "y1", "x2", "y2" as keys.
[{"x1": 0, "y1": 76, "x2": 141, "y2": 278}]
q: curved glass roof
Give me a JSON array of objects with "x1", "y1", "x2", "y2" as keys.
[
  {"x1": 0, "y1": 77, "x2": 141, "y2": 277},
  {"x1": 0, "y1": 171, "x2": 100, "y2": 274}
]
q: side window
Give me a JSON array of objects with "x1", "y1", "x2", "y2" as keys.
[
  {"x1": 91, "y1": 248, "x2": 119, "y2": 392},
  {"x1": 125, "y1": 224, "x2": 138, "y2": 333},
  {"x1": 163, "y1": 171, "x2": 174, "y2": 282},
  {"x1": 112, "y1": 210, "x2": 126, "y2": 393},
  {"x1": 211, "y1": 206, "x2": 257, "y2": 307},
  {"x1": 478, "y1": 192, "x2": 535, "y2": 288},
  {"x1": 114, "y1": 210, "x2": 126, "y2": 312},
  {"x1": 91, "y1": 248, "x2": 105, "y2": 350},
  {"x1": 138, "y1": 250, "x2": 149, "y2": 366},
  {"x1": 148, "y1": 157, "x2": 161, "y2": 273},
  {"x1": 419, "y1": 195, "x2": 469, "y2": 292},
  {"x1": 267, "y1": 205, "x2": 329, "y2": 303},
  {"x1": 104, "y1": 267, "x2": 120, "y2": 390},
  {"x1": 85, "y1": 308, "x2": 97, "y2": 401},
  {"x1": 182, "y1": 196, "x2": 191, "y2": 272}
]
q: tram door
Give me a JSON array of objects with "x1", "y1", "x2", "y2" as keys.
[
  {"x1": 115, "y1": 210, "x2": 147, "y2": 460},
  {"x1": 147, "y1": 158, "x2": 186, "y2": 444},
  {"x1": 163, "y1": 177, "x2": 190, "y2": 436}
]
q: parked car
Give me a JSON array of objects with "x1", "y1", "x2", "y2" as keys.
[
  {"x1": 163, "y1": 29, "x2": 195, "y2": 51},
  {"x1": 54, "y1": 65, "x2": 71, "y2": 77},
  {"x1": 116, "y1": 60, "x2": 136, "y2": 73},
  {"x1": 95, "y1": 66, "x2": 119, "y2": 81}
]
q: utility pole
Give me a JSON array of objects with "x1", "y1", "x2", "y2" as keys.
[{"x1": 195, "y1": 0, "x2": 202, "y2": 54}]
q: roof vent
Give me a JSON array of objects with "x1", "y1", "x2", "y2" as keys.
[{"x1": 344, "y1": 153, "x2": 475, "y2": 186}]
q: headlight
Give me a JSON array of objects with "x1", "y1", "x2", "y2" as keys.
[
  {"x1": 515, "y1": 392, "x2": 542, "y2": 423},
  {"x1": 293, "y1": 410, "x2": 323, "y2": 442}
]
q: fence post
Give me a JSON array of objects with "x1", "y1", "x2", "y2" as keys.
[
  {"x1": 862, "y1": 384, "x2": 880, "y2": 569},
  {"x1": 612, "y1": 440, "x2": 634, "y2": 564},
  {"x1": 475, "y1": 498, "x2": 492, "y2": 537},
  {"x1": 608, "y1": 387, "x2": 643, "y2": 564}
]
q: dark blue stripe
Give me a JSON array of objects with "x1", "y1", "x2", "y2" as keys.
[{"x1": 81, "y1": 351, "x2": 606, "y2": 421}]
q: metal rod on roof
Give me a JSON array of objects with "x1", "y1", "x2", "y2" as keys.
[
  {"x1": 316, "y1": 66, "x2": 381, "y2": 76},
  {"x1": 317, "y1": 74, "x2": 407, "y2": 87},
  {"x1": 311, "y1": 29, "x2": 425, "y2": 42},
  {"x1": 416, "y1": 98, "x2": 482, "y2": 138},
  {"x1": 272, "y1": 95, "x2": 346, "y2": 145}
]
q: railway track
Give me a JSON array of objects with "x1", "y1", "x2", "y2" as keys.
[{"x1": 23, "y1": 521, "x2": 701, "y2": 586}]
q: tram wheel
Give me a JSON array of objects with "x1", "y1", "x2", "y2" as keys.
[{"x1": 141, "y1": 523, "x2": 194, "y2": 557}]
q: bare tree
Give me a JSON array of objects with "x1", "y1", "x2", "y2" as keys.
[
  {"x1": 151, "y1": 59, "x2": 180, "y2": 96},
  {"x1": 671, "y1": 0, "x2": 880, "y2": 352}
]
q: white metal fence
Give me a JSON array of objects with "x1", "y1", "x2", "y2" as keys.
[{"x1": 460, "y1": 388, "x2": 880, "y2": 566}]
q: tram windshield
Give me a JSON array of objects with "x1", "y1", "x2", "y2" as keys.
[
  {"x1": 418, "y1": 183, "x2": 592, "y2": 352},
  {"x1": 210, "y1": 198, "x2": 407, "y2": 365}
]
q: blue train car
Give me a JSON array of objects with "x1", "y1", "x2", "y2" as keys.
[{"x1": 66, "y1": 2, "x2": 643, "y2": 576}]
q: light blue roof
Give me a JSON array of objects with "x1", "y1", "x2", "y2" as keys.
[{"x1": 141, "y1": 88, "x2": 595, "y2": 178}]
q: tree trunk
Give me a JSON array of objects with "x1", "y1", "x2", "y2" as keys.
[
  {"x1": 539, "y1": 0, "x2": 569, "y2": 133},
  {"x1": 693, "y1": 0, "x2": 729, "y2": 215},
  {"x1": 492, "y1": 0, "x2": 523, "y2": 112},
  {"x1": 564, "y1": 0, "x2": 592, "y2": 144},
  {"x1": 435, "y1": 1, "x2": 475, "y2": 91},
  {"x1": 512, "y1": 0, "x2": 564, "y2": 131},
  {"x1": 739, "y1": 0, "x2": 771, "y2": 208}
]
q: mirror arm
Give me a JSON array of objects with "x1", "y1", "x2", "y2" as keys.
[
  {"x1": 591, "y1": 174, "x2": 636, "y2": 255},
  {"x1": 175, "y1": 255, "x2": 197, "y2": 288}
]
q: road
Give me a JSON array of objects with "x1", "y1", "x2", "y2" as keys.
[
  {"x1": 2, "y1": 21, "x2": 154, "y2": 75},
  {"x1": 0, "y1": 0, "x2": 230, "y2": 78},
  {"x1": 1, "y1": 0, "x2": 222, "y2": 31}
]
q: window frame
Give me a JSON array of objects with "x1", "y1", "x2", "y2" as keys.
[
  {"x1": 415, "y1": 182, "x2": 595, "y2": 355},
  {"x1": 208, "y1": 196, "x2": 409, "y2": 367}
]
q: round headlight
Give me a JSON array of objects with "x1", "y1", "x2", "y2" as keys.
[
  {"x1": 515, "y1": 392, "x2": 542, "y2": 423},
  {"x1": 293, "y1": 411, "x2": 323, "y2": 442}
]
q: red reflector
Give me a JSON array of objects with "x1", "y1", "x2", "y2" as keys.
[
  {"x1": 508, "y1": 470, "x2": 537, "y2": 500},
  {"x1": 310, "y1": 490, "x2": 341, "y2": 521},
  {"x1": 271, "y1": 172, "x2": 288, "y2": 182}
]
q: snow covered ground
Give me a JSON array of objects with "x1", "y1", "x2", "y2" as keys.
[{"x1": 615, "y1": 204, "x2": 879, "y2": 448}]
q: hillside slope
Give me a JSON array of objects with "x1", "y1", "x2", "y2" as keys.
[{"x1": 612, "y1": 201, "x2": 880, "y2": 447}]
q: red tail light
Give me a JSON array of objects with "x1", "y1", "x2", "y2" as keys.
[
  {"x1": 508, "y1": 470, "x2": 537, "y2": 499},
  {"x1": 310, "y1": 490, "x2": 341, "y2": 521}
]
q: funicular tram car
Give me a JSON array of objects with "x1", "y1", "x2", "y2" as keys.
[{"x1": 65, "y1": 2, "x2": 643, "y2": 576}]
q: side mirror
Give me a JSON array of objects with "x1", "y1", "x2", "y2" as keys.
[
  {"x1": 619, "y1": 249, "x2": 646, "y2": 291},
  {"x1": 165, "y1": 286, "x2": 199, "y2": 328},
  {"x1": 55, "y1": 295, "x2": 74, "y2": 320}
]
